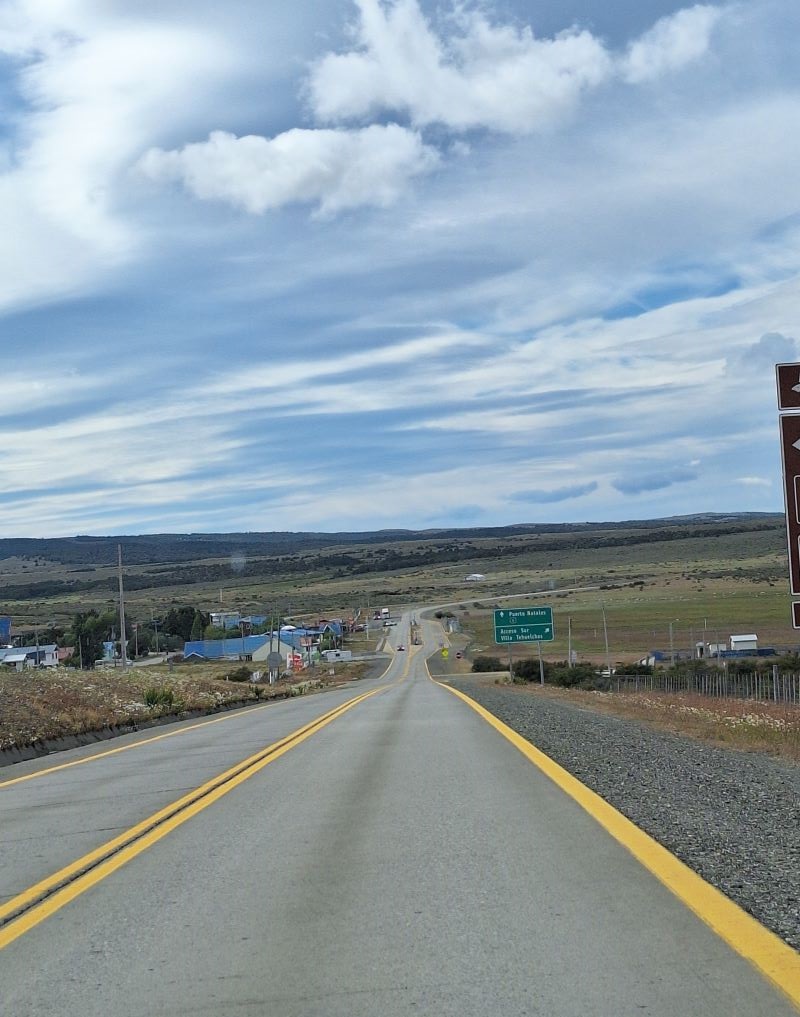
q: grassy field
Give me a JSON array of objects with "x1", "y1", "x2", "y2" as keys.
[
  {"x1": 455, "y1": 575, "x2": 797, "y2": 664},
  {"x1": 0, "y1": 514, "x2": 795, "y2": 666}
]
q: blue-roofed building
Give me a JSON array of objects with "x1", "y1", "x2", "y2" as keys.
[
  {"x1": 183, "y1": 634, "x2": 269, "y2": 661},
  {"x1": 277, "y1": 627, "x2": 318, "y2": 651},
  {"x1": 182, "y1": 633, "x2": 304, "y2": 662}
]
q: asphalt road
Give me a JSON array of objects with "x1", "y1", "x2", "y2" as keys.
[{"x1": 1, "y1": 614, "x2": 797, "y2": 1016}]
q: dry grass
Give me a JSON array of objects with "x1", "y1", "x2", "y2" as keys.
[
  {"x1": 605, "y1": 692, "x2": 800, "y2": 758},
  {"x1": 0, "y1": 660, "x2": 373, "y2": 751},
  {"x1": 483, "y1": 680, "x2": 800, "y2": 761}
]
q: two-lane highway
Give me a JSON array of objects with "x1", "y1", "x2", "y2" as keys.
[{"x1": 2, "y1": 616, "x2": 798, "y2": 1016}]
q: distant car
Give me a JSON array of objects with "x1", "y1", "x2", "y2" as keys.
[{"x1": 396, "y1": 644, "x2": 405, "y2": 651}]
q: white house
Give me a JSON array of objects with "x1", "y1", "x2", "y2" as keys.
[
  {"x1": 322, "y1": 649, "x2": 352, "y2": 663},
  {"x1": 0, "y1": 644, "x2": 59, "y2": 669},
  {"x1": 464, "y1": 573, "x2": 485, "y2": 582},
  {"x1": 251, "y1": 638, "x2": 299, "y2": 663},
  {"x1": 730, "y1": 634, "x2": 758, "y2": 652}
]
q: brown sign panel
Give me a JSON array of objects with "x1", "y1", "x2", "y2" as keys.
[
  {"x1": 776, "y1": 363, "x2": 800, "y2": 411},
  {"x1": 779, "y1": 414, "x2": 800, "y2": 594},
  {"x1": 793, "y1": 603, "x2": 800, "y2": 629}
]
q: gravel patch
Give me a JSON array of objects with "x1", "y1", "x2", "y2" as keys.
[{"x1": 453, "y1": 679, "x2": 800, "y2": 950}]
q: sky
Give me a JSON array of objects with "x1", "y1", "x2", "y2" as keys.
[{"x1": 2, "y1": 0, "x2": 800, "y2": 537}]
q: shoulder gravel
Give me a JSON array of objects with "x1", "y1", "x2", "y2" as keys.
[{"x1": 453, "y1": 679, "x2": 800, "y2": 950}]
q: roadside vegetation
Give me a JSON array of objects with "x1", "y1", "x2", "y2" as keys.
[
  {"x1": 465, "y1": 679, "x2": 800, "y2": 762},
  {"x1": 0, "y1": 660, "x2": 374, "y2": 752}
]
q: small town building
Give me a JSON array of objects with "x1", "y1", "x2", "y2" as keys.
[
  {"x1": 0, "y1": 644, "x2": 58, "y2": 669},
  {"x1": 210, "y1": 611, "x2": 242, "y2": 630},
  {"x1": 730, "y1": 634, "x2": 758, "y2": 652},
  {"x1": 322, "y1": 649, "x2": 352, "y2": 662},
  {"x1": 183, "y1": 634, "x2": 269, "y2": 661},
  {"x1": 251, "y1": 638, "x2": 303, "y2": 663}
]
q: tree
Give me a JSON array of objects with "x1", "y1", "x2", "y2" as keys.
[
  {"x1": 189, "y1": 610, "x2": 205, "y2": 641},
  {"x1": 163, "y1": 606, "x2": 207, "y2": 642},
  {"x1": 70, "y1": 610, "x2": 117, "y2": 669},
  {"x1": 127, "y1": 627, "x2": 154, "y2": 659}
]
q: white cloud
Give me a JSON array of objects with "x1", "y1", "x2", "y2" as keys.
[
  {"x1": 623, "y1": 5, "x2": 722, "y2": 84},
  {"x1": 139, "y1": 124, "x2": 438, "y2": 216},
  {"x1": 0, "y1": 3, "x2": 234, "y2": 309},
  {"x1": 1, "y1": 1, "x2": 797, "y2": 536},
  {"x1": 737, "y1": 476, "x2": 772, "y2": 487},
  {"x1": 309, "y1": 0, "x2": 611, "y2": 133},
  {"x1": 308, "y1": 0, "x2": 724, "y2": 135}
]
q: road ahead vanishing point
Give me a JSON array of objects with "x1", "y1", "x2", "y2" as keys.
[{"x1": 2, "y1": 614, "x2": 798, "y2": 1016}]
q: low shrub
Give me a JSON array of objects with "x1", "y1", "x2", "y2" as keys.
[
  {"x1": 144, "y1": 686, "x2": 174, "y2": 708},
  {"x1": 224, "y1": 665, "x2": 252, "y2": 682},
  {"x1": 471, "y1": 655, "x2": 504, "y2": 672}
]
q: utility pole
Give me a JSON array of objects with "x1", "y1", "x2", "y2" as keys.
[
  {"x1": 567, "y1": 616, "x2": 573, "y2": 667},
  {"x1": 602, "y1": 605, "x2": 611, "y2": 676},
  {"x1": 117, "y1": 545, "x2": 128, "y2": 671}
]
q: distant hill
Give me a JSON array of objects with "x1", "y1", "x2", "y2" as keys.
[{"x1": 0, "y1": 513, "x2": 783, "y2": 567}]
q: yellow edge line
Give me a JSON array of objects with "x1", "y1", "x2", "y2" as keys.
[
  {"x1": 0, "y1": 700, "x2": 290, "y2": 789},
  {"x1": 0, "y1": 687, "x2": 382, "y2": 944},
  {"x1": 434, "y1": 676, "x2": 800, "y2": 1010}
]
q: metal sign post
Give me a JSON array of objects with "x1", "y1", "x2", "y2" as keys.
[{"x1": 776, "y1": 365, "x2": 800, "y2": 625}]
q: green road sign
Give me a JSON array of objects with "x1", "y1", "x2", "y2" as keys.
[{"x1": 493, "y1": 606, "x2": 554, "y2": 644}]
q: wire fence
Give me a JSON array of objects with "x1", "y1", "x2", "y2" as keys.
[{"x1": 613, "y1": 671, "x2": 800, "y2": 704}]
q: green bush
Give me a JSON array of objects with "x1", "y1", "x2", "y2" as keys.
[
  {"x1": 512, "y1": 658, "x2": 542, "y2": 682},
  {"x1": 550, "y1": 662, "x2": 597, "y2": 688},
  {"x1": 508, "y1": 658, "x2": 604, "y2": 688},
  {"x1": 144, "y1": 686, "x2": 174, "y2": 707},
  {"x1": 773, "y1": 653, "x2": 800, "y2": 672},
  {"x1": 471, "y1": 655, "x2": 504, "y2": 672},
  {"x1": 224, "y1": 665, "x2": 252, "y2": 682}
]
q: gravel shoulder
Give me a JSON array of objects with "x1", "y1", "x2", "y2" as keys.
[{"x1": 450, "y1": 678, "x2": 800, "y2": 950}]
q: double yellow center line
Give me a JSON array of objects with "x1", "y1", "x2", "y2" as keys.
[{"x1": 0, "y1": 685, "x2": 382, "y2": 950}]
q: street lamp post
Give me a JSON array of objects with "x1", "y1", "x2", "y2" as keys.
[
  {"x1": 669, "y1": 620, "x2": 678, "y2": 666},
  {"x1": 601, "y1": 605, "x2": 611, "y2": 677}
]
